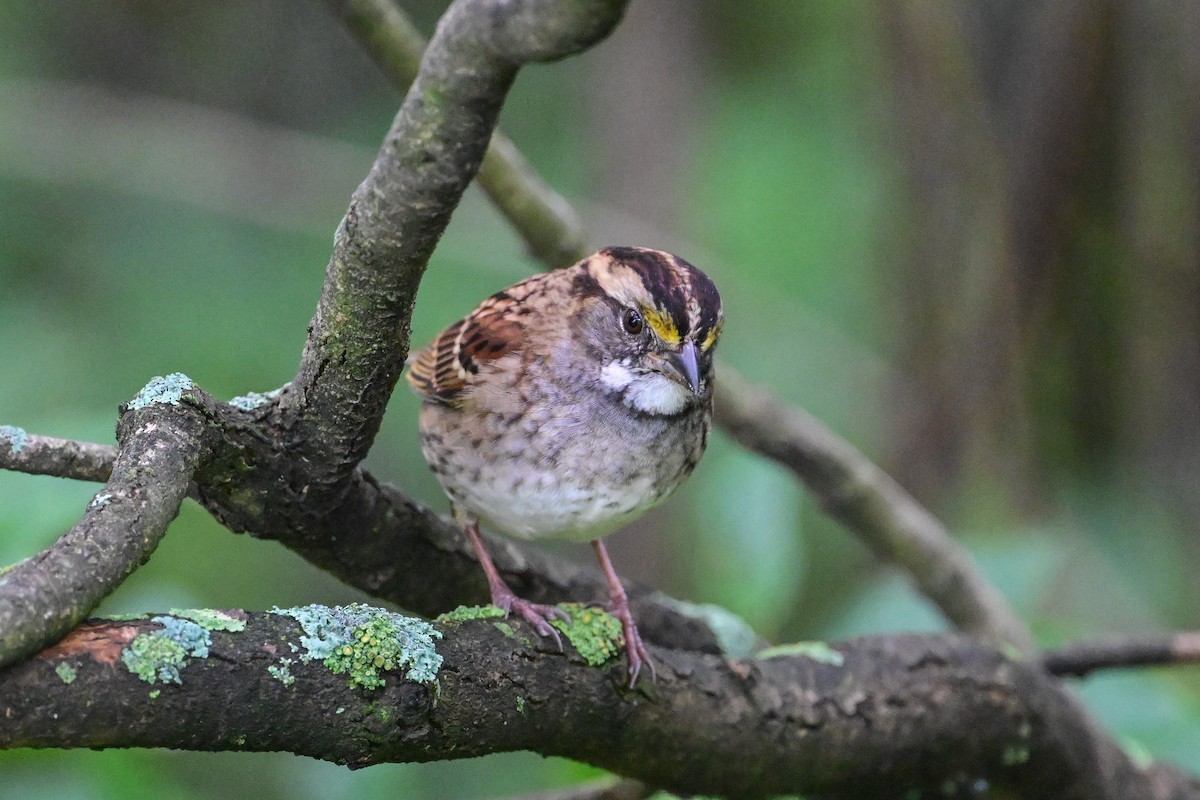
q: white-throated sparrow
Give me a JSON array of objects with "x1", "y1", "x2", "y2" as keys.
[{"x1": 407, "y1": 246, "x2": 723, "y2": 684}]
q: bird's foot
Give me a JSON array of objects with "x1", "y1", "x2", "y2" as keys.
[
  {"x1": 609, "y1": 599, "x2": 655, "y2": 687},
  {"x1": 492, "y1": 587, "x2": 569, "y2": 651}
]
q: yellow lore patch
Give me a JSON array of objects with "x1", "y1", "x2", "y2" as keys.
[{"x1": 642, "y1": 306, "x2": 680, "y2": 345}]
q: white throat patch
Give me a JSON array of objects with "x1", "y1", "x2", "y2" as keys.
[{"x1": 600, "y1": 361, "x2": 692, "y2": 416}]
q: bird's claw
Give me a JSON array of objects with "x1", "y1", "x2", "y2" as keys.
[{"x1": 496, "y1": 593, "x2": 569, "y2": 651}]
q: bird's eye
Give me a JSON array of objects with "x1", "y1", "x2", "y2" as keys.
[{"x1": 621, "y1": 307, "x2": 644, "y2": 335}]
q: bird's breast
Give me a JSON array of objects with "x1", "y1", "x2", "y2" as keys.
[{"x1": 419, "y1": 398, "x2": 709, "y2": 542}]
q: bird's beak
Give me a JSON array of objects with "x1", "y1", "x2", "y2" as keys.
[{"x1": 664, "y1": 340, "x2": 702, "y2": 395}]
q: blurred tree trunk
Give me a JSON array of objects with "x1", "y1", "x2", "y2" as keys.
[{"x1": 878, "y1": 1, "x2": 1200, "y2": 541}]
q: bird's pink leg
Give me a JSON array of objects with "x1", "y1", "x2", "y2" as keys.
[
  {"x1": 592, "y1": 539, "x2": 655, "y2": 686},
  {"x1": 462, "y1": 518, "x2": 567, "y2": 649}
]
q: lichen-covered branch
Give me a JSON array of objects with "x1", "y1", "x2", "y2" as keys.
[
  {"x1": 280, "y1": 0, "x2": 625, "y2": 513},
  {"x1": 324, "y1": 0, "x2": 1032, "y2": 652},
  {"x1": 2, "y1": 610, "x2": 1194, "y2": 800},
  {"x1": 0, "y1": 375, "x2": 215, "y2": 668},
  {"x1": 0, "y1": 426, "x2": 116, "y2": 483}
]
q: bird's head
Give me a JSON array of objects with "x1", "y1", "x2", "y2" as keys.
[{"x1": 574, "y1": 246, "x2": 723, "y2": 416}]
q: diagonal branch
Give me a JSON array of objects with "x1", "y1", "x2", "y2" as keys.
[
  {"x1": 1, "y1": 613, "x2": 1194, "y2": 800},
  {"x1": 324, "y1": 0, "x2": 1032, "y2": 650},
  {"x1": 0, "y1": 377, "x2": 216, "y2": 667},
  {"x1": 331, "y1": 0, "x2": 588, "y2": 267}
]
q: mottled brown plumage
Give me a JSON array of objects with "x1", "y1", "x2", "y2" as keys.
[{"x1": 407, "y1": 246, "x2": 723, "y2": 685}]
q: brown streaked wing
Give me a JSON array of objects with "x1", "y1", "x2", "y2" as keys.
[{"x1": 405, "y1": 290, "x2": 528, "y2": 406}]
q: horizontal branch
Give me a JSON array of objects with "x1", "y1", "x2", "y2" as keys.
[
  {"x1": 0, "y1": 427, "x2": 116, "y2": 483},
  {"x1": 0, "y1": 377, "x2": 215, "y2": 668},
  {"x1": 1044, "y1": 631, "x2": 1200, "y2": 677},
  {"x1": 2, "y1": 612, "x2": 1194, "y2": 800}
]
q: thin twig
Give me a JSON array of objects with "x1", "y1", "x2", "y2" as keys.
[
  {"x1": 1044, "y1": 631, "x2": 1200, "y2": 677},
  {"x1": 327, "y1": 0, "x2": 1033, "y2": 652}
]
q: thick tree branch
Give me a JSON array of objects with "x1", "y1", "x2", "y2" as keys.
[
  {"x1": 323, "y1": 0, "x2": 1032, "y2": 651},
  {"x1": 2, "y1": 613, "x2": 1195, "y2": 800},
  {"x1": 0, "y1": 378, "x2": 215, "y2": 668}
]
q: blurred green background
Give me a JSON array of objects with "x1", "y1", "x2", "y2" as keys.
[{"x1": 2, "y1": 1, "x2": 1199, "y2": 797}]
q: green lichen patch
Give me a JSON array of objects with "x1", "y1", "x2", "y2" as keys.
[
  {"x1": 127, "y1": 373, "x2": 195, "y2": 410},
  {"x1": 271, "y1": 603, "x2": 442, "y2": 690},
  {"x1": 228, "y1": 384, "x2": 288, "y2": 411},
  {"x1": 121, "y1": 612, "x2": 229, "y2": 684},
  {"x1": 122, "y1": 632, "x2": 189, "y2": 684},
  {"x1": 492, "y1": 621, "x2": 518, "y2": 640},
  {"x1": 0, "y1": 425, "x2": 27, "y2": 455},
  {"x1": 549, "y1": 603, "x2": 622, "y2": 667},
  {"x1": 435, "y1": 604, "x2": 506, "y2": 624},
  {"x1": 757, "y1": 641, "x2": 845, "y2": 666},
  {"x1": 168, "y1": 608, "x2": 247, "y2": 632},
  {"x1": 268, "y1": 658, "x2": 296, "y2": 686},
  {"x1": 55, "y1": 662, "x2": 77, "y2": 684}
]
